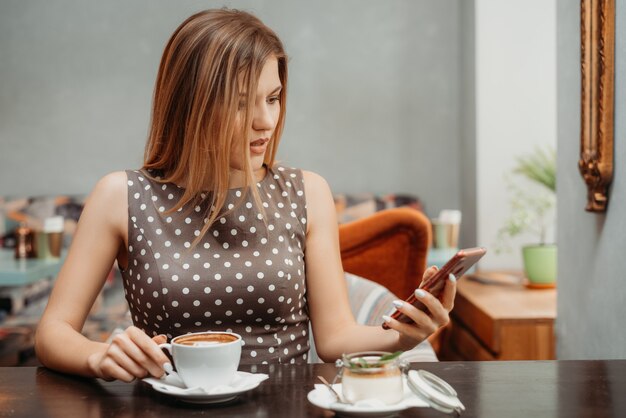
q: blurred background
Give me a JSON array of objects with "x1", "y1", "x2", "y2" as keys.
[{"x1": 0, "y1": 0, "x2": 557, "y2": 270}]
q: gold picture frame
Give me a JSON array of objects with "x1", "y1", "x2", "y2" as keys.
[{"x1": 579, "y1": 0, "x2": 615, "y2": 212}]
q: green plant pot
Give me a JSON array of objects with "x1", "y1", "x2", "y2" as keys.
[{"x1": 522, "y1": 244, "x2": 557, "y2": 284}]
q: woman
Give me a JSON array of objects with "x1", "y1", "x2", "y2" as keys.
[{"x1": 35, "y1": 8, "x2": 456, "y2": 382}]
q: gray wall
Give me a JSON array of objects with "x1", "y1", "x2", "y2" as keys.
[
  {"x1": 556, "y1": 0, "x2": 626, "y2": 359},
  {"x1": 0, "y1": 0, "x2": 461, "y2": 220},
  {"x1": 458, "y1": 0, "x2": 476, "y2": 250}
]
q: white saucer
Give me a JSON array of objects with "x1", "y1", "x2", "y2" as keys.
[
  {"x1": 143, "y1": 371, "x2": 268, "y2": 404},
  {"x1": 307, "y1": 380, "x2": 428, "y2": 417}
]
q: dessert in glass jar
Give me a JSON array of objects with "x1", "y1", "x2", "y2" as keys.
[{"x1": 338, "y1": 351, "x2": 405, "y2": 405}]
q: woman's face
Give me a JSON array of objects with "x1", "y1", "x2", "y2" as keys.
[{"x1": 230, "y1": 56, "x2": 282, "y2": 174}]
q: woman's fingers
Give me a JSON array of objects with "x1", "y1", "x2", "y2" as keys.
[
  {"x1": 395, "y1": 291, "x2": 449, "y2": 328},
  {"x1": 152, "y1": 334, "x2": 167, "y2": 345},
  {"x1": 416, "y1": 289, "x2": 450, "y2": 327},
  {"x1": 101, "y1": 342, "x2": 146, "y2": 381},
  {"x1": 382, "y1": 314, "x2": 432, "y2": 343},
  {"x1": 385, "y1": 268, "x2": 457, "y2": 348},
  {"x1": 440, "y1": 274, "x2": 457, "y2": 311},
  {"x1": 123, "y1": 327, "x2": 169, "y2": 377},
  {"x1": 384, "y1": 299, "x2": 434, "y2": 338},
  {"x1": 97, "y1": 327, "x2": 168, "y2": 381},
  {"x1": 422, "y1": 265, "x2": 438, "y2": 282}
]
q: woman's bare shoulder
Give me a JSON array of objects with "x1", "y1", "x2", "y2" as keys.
[
  {"x1": 82, "y1": 171, "x2": 128, "y2": 229},
  {"x1": 301, "y1": 170, "x2": 336, "y2": 231},
  {"x1": 89, "y1": 171, "x2": 128, "y2": 202},
  {"x1": 302, "y1": 170, "x2": 331, "y2": 194}
]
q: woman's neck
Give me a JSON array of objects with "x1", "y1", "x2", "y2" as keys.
[{"x1": 227, "y1": 165, "x2": 268, "y2": 189}]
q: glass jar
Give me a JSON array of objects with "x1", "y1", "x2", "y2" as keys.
[{"x1": 337, "y1": 351, "x2": 405, "y2": 405}]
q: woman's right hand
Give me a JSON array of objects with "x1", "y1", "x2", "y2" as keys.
[{"x1": 87, "y1": 326, "x2": 170, "y2": 382}]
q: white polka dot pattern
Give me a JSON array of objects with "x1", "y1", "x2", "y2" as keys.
[{"x1": 121, "y1": 165, "x2": 309, "y2": 364}]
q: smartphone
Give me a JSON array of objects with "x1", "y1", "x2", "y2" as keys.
[{"x1": 382, "y1": 246, "x2": 487, "y2": 329}]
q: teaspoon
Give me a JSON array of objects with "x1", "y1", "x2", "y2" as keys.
[{"x1": 317, "y1": 375, "x2": 348, "y2": 404}]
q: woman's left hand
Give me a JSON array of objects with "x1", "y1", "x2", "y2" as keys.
[{"x1": 383, "y1": 266, "x2": 457, "y2": 350}]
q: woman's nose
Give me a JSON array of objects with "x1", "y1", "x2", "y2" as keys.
[{"x1": 252, "y1": 103, "x2": 274, "y2": 131}]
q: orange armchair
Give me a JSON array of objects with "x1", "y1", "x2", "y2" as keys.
[{"x1": 338, "y1": 207, "x2": 431, "y2": 301}]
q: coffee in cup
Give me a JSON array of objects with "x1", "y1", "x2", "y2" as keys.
[
  {"x1": 159, "y1": 331, "x2": 242, "y2": 391},
  {"x1": 175, "y1": 332, "x2": 239, "y2": 346}
]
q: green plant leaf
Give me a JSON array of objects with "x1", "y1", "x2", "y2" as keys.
[
  {"x1": 347, "y1": 351, "x2": 404, "y2": 369},
  {"x1": 495, "y1": 150, "x2": 557, "y2": 251},
  {"x1": 379, "y1": 351, "x2": 403, "y2": 362},
  {"x1": 513, "y1": 146, "x2": 556, "y2": 192}
]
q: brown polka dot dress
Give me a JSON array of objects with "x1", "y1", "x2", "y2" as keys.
[{"x1": 121, "y1": 165, "x2": 310, "y2": 364}]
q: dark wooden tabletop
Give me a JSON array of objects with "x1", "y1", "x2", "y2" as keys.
[{"x1": 1, "y1": 360, "x2": 624, "y2": 417}]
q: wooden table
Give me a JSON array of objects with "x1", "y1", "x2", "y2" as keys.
[
  {"x1": 440, "y1": 271, "x2": 556, "y2": 360},
  {"x1": 1, "y1": 360, "x2": 624, "y2": 417}
]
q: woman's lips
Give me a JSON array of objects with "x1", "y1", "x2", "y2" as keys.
[{"x1": 250, "y1": 138, "x2": 269, "y2": 155}]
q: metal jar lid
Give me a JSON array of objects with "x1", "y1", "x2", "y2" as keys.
[{"x1": 406, "y1": 369, "x2": 465, "y2": 415}]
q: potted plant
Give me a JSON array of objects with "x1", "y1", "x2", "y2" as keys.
[{"x1": 496, "y1": 147, "x2": 557, "y2": 287}]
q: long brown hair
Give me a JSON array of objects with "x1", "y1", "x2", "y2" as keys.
[{"x1": 143, "y1": 8, "x2": 288, "y2": 245}]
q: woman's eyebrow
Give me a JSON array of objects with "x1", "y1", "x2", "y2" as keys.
[
  {"x1": 239, "y1": 85, "x2": 282, "y2": 98},
  {"x1": 268, "y1": 85, "x2": 282, "y2": 95}
]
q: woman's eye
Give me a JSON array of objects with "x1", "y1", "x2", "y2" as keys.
[{"x1": 267, "y1": 96, "x2": 280, "y2": 104}]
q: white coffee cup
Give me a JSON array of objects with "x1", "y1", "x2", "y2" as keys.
[{"x1": 159, "y1": 331, "x2": 242, "y2": 391}]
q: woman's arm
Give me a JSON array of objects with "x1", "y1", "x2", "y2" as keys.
[
  {"x1": 34, "y1": 172, "x2": 169, "y2": 380},
  {"x1": 303, "y1": 171, "x2": 456, "y2": 362}
]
